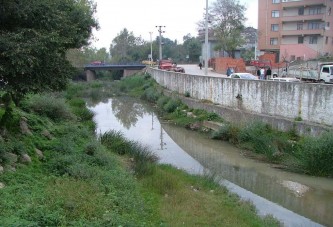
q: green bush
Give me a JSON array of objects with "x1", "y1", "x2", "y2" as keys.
[
  {"x1": 296, "y1": 132, "x2": 333, "y2": 176},
  {"x1": 141, "y1": 87, "x2": 160, "y2": 102},
  {"x1": 238, "y1": 122, "x2": 284, "y2": 160},
  {"x1": 99, "y1": 130, "x2": 130, "y2": 155},
  {"x1": 156, "y1": 96, "x2": 170, "y2": 109},
  {"x1": 163, "y1": 99, "x2": 180, "y2": 113},
  {"x1": 211, "y1": 124, "x2": 232, "y2": 141},
  {"x1": 21, "y1": 94, "x2": 74, "y2": 121}
]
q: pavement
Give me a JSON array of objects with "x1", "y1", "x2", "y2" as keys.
[{"x1": 179, "y1": 64, "x2": 228, "y2": 77}]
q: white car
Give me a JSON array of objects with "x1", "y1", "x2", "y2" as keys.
[{"x1": 228, "y1": 73, "x2": 258, "y2": 80}]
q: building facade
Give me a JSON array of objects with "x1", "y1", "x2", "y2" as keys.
[{"x1": 258, "y1": 0, "x2": 333, "y2": 62}]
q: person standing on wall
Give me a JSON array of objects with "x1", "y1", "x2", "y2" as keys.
[
  {"x1": 227, "y1": 67, "x2": 232, "y2": 77},
  {"x1": 260, "y1": 67, "x2": 265, "y2": 80},
  {"x1": 266, "y1": 67, "x2": 272, "y2": 80},
  {"x1": 256, "y1": 67, "x2": 261, "y2": 79},
  {"x1": 199, "y1": 62, "x2": 203, "y2": 70}
]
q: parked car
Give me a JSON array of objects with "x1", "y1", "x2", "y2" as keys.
[
  {"x1": 228, "y1": 73, "x2": 258, "y2": 80},
  {"x1": 158, "y1": 59, "x2": 185, "y2": 73},
  {"x1": 269, "y1": 77, "x2": 300, "y2": 82}
]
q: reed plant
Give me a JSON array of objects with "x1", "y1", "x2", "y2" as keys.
[
  {"x1": 295, "y1": 132, "x2": 333, "y2": 176},
  {"x1": 99, "y1": 130, "x2": 158, "y2": 176}
]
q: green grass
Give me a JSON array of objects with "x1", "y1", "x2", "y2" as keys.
[
  {"x1": 0, "y1": 93, "x2": 161, "y2": 226},
  {"x1": 140, "y1": 165, "x2": 280, "y2": 227}
]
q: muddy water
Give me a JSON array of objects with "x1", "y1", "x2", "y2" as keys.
[{"x1": 88, "y1": 97, "x2": 333, "y2": 227}]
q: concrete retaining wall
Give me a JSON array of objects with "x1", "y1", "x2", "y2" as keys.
[{"x1": 147, "y1": 68, "x2": 333, "y2": 136}]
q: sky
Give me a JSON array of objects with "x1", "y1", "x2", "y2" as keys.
[{"x1": 91, "y1": 0, "x2": 258, "y2": 49}]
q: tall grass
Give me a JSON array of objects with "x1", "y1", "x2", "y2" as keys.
[
  {"x1": 20, "y1": 94, "x2": 74, "y2": 121},
  {"x1": 295, "y1": 132, "x2": 333, "y2": 176},
  {"x1": 99, "y1": 130, "x2": 158, "y2": 176}
]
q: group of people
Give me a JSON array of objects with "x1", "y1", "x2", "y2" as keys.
[{"x1": 256, "y1": 67, "x2": 271, "y2": 80}]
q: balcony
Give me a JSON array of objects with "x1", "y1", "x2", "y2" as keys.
[
  {"x1": 281, "y1": 14, "x2": 324, "y2": 22},
  {"x1": 282, "y1": 0, "x2": 325, "y2": 9},
  {"x1": 281, "y1": 28, "x2": 323, "y2": 36}
]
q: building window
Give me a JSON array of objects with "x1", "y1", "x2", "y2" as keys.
[
  {"x1": 308, "y1": 21, "x2": 320, "y2": 30},
  {"x1": 272, "y1": 10, "x2": 279, "y2": 18},
  {"x1": 298, "y1": 37, "x2": 304, "y2": 44},
  {"x1": 297, "y1": 23, "x2": 303, "y2": 30},
  {"x1": 272, "y1": 0, "x2": 280, "y2": 3},
  {"x1": 298, "y1": 7, "x2": 304, "y2": 15},
  {"x1": 309, "y1": 36, "x2": 318, "y2": 44},
  {"x1": 271, "y1": 24, "x2": 279, "y2": 31},
  {"x1": 309, "y1": 7, "x2": 322, "y2": 15},
  {"x1": 270, "y1": 38, "x2": 278, "y2": 45}
]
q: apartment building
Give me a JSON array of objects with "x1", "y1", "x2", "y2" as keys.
[{"x1": 258, "y1": 0, "x2": 333, "y2": 62}]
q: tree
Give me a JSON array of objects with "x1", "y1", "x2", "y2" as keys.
[
  {"x1": 209, "y1": 0, "x2": 246, "y2": 58},
  {"x1": 183, "y1": 34, "x2": 201, "y2": 63},
  {"x1": 110, "y1": 28, "x2": 147, "y2": 63},
  {"x1": 0, "y1": 0, "x2": 98, "y2": 104}
]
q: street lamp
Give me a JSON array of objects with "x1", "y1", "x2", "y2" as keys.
[
  {"x1": 156, "y1": 25, "x2": 165, "y2": 61},
  {"x1": 204, "y1": 0, "x2": 209, "y2": 75}
]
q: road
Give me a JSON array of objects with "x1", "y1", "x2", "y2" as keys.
[{"x1": 178, "y1": 64, "x2": 227, "y2": 77}]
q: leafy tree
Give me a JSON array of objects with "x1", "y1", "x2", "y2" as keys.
[
  {"x1": 110, "y1": 28, "x2": 148, "y2": 63},
  {"x1": 0, "y1": 0, "x2": 98, "y2": 105},
  {"x1": 206, "y1": 0, "x2": 246, "y2": 58},
  {"x1": 67, "y1": 47, "x2": 111, "y2": 67},
  {"x1": 241, "y1": 47, "x2": 255, "y2": 62},
  {"x1": 183, "y1": 34, "x2": 201, "y2": 63}
]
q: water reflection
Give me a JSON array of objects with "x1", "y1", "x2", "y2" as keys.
[
  {"x1": 88, "y1": 97, "x2": 204, "y2": 174},
  {"x1": 88, "y1": 97, "x2": 333, "y2": 227}
]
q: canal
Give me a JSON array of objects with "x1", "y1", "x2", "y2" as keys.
[{"x1": 88, "y1": 96, "x2": 333, "y2": 227}]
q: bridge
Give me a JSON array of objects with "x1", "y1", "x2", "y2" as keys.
[{"x1": 84, "y1": 63, "x2": 146, "y2": 81}]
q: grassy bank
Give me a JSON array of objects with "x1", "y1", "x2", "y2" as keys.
[
  {"x1": 117, "y1": 73, "x2": 333, "y2": 177},
  {"x1": 0, "y1": 81, "x2": 279, "y2": 226}
]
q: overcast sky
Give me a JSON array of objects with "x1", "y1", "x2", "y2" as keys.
[{"x1": 91, "y1": 0, "x2": 258, "y2": 49}]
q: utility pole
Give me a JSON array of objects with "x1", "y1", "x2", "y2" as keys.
[
  {"x1": 149, "y1": 31, "x2": 153, "y2": 64},
  {"x1": 204, "y1": 0, "x2": 209, "y2": 75},
  {"x1": 155, "y1": 25, "x2": 165, "y2": 61}
]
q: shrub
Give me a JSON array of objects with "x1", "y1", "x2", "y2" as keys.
[
  {"x1": 141, "y1": 87, "x2": 160, "y2": 102},
  {"x1": 206, "y1": 112, "x2": 220, "y2": 121},
  {"x1": 238, "y1": 122, "x2": 281, "y2": 160},
  {"x1": 99, "y1": 130, "x2": 157, "y2": 176},
  {"x1": 184, "y1": 91, "x2": 190, "y2": 97},
  {"x1": 296, "y1": 132, "x2": 333, "y2": 176},
  {"x1": 157, "y1": 96, "x2": 170, "y2": 109},
  {"x1": 163, "y1": 99, "x2": 180, "y2": 113},
  {"x1": 99, "y1": 130, "x2": 130, "y2": 155},
  {"x1": 21, "y1": 94, "x2": 74, "y2": 121},
  {"x1": 211, "y1": 124, "x2": 232, "y2": 141}
]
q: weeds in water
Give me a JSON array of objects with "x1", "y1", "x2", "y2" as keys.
[
  {"x1": 211, "y1": 123, "x2": 233, "y2": 141},
  {"x1": 295, "y1": 132, "x2": 333, "y2": 176}
]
